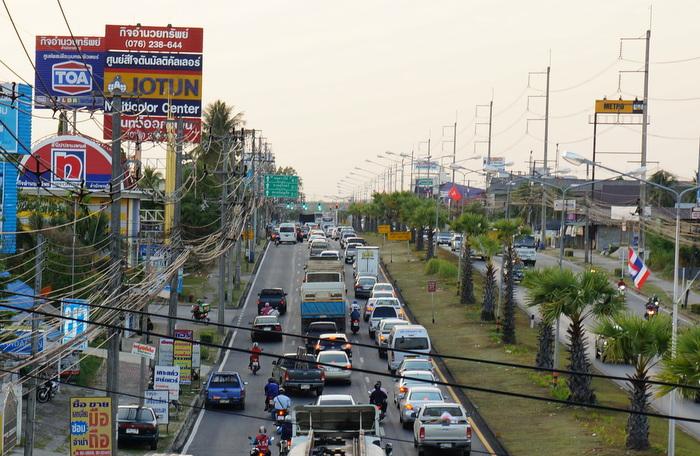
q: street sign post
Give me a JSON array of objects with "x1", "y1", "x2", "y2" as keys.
[
  {"x1": 691, "y1": 206, "x2": 700, "y2": 220},
  {"x1": 427, "y1": 280, "x2": 437, "y2": 324},
  {"x1": 387, "y1": 231, "x2": 411, "y2": 241},
  {"x1": 553, "y1": 199, "x2": 576, "y2": 211},
  {"x1": 264, "y1": 175, "x2": 299, "y2": 198},
  {"x1": 377, "y1": 225, "x2": 390, "y2": 234}
]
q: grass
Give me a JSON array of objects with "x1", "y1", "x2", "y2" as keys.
[
  {"x1": 75, "y1": 355, "x2": 104, "y2": 387},
  {"x1": 367, "y1": 233, "x2": 699, "y2": 456}
]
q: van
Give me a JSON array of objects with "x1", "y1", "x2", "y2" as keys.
[
  {"x1": 278, "y1": 223, "x2": 297, "y2": 244},
  {"x1": 387, "y1": 324, "x2": 431, "y2": 372},
  {"x1": 310, "y1": 239, "x2": 330, "y2": 257}
]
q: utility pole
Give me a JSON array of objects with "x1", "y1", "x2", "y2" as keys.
[
  {"x1": 487, "y1": 100, "x2": 493, "y2": 163},
  {"x1": 235, "y1": 130, "x2": 243, "y2": 289},
  {"x1": 107, "y1": 86, "x2": 122, "y2": 456},
  {"x1": 167, "y1": 119, "x2": 184, "y2": 337},
  {"x1": 218, "y1": 134, "x2": 231, "y2": 336},
  {"x1": 23, "y1": 234, "x2": 43, "y2": 456},
  {"x1": 249, "y1": 130, "x2": 257, "y2": 263},
  {"x1": 541, "y1": 66, "x2": 551, "y2": 247},
  {"x1": 639, "y1": 29, "x2": 651, "y2": 260}
]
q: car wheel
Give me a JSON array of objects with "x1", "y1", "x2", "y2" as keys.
[
  {"x1": 239, "y1": 400, "x2": 245, "y2": 410},
  {"x1": 149, "y1": 439, "x2": 158, "y2": 450}
]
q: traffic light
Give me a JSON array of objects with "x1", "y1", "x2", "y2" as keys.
[
  {"x1": 317, "y1": 203, "x2": 322, "y2": 211},
  {"x1": 335, "y1": 203, "x2": 339, "y2": 209},
  {"x1": 302, "y1": 203, "x2": 308, "y2": 211}
]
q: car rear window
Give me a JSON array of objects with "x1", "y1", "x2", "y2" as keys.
[
  {"x1": 319, "y1": 399, "x2": 353, "y2": 405},
  {"x1": 118, "y1": 408, "x2": 155, "y2": 422},
  {"x1": 404, "y1": 373, "x2": 435, "y2": 385},
  {"x1": 423, "y1": 406, "x2": 464, "y2": 417},
  {"x1": 256, "y1": 317, "x2": 278, "y2": 325},
  {"x1": 403, "y1": 360, "x2": 432, "y2": 371},
  {"x1": 309, "y1": 324, "x2": 337, "y2": 333},
  {"x1": 409, "y1": 391, "x2": 443, "y2": 401},
  {"x1": 260, "y1": 289, "x2": 284, "y2": 296},
  {"x1": 280, "y1": 226, "x2": 294, "y2": 233},
  {"x1": 319, "y1": 338, "x2": 347, "y2": 349},
  {"x1": 395, "y1": 337, "x2": 430, "y2": 350},
  {"x1": 211, "y1": 374, "x2": 240, "y2": 387},
  {"x1": 372, "y1": 307, "x2": 398, "y2": 318},
  {"x1": 359, "y1": 278, "x2": 375, "y2": 285}
]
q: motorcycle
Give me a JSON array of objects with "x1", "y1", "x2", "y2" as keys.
[
  {"x1": 250, "y1": 359, "x2": 260, "y2": 375},
  {"x1": 644, "y1": 305, "x2": 658, "y2": 320},
  {"x1": 37, "y1": 378, "x2": 59, "y2": 403},
  {"x1": 264, "y1": 396, "x2": 275, "y2": 412},
  {"x1": 248, "y1": 436, "x2": 273, "y2": 456},
  {"x1": 276, "y1": 419, "x2": 293, "y2": 455},
  {"x1": 274, "y1": 408, "x2": 289, "y2": 423},
  {"x1": 191, "y1": 301, "x2": 210, "y2": 323},
  {"x1": 368, "y1": 390, "x2": 387, "y2": 421},
  {"x1": 350, "y1": 319, "x2": 360, "y2": 335}
]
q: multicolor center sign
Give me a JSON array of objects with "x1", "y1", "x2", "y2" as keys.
[{"x1": 69, "y1": 397, "x2": 112, "y2": 456}]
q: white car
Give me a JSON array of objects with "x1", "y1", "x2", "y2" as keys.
[
  {"x1": 450, "y1": 234, "x2": 463, "y2": 252},
  {"x1": 368, "y1": 305, "x2": 400, "y2": 339},
  {"x1": 316, "y1": 350, "x2": 352, "y2": 384},
  {"x1": 371, "y1": 283, "x2": 395, "y2": 297},
  {"x1": 397, "y1": 357, "x2": 435, "y2": 375},
  {"x1": 393, "y1": 370, "x2": 438, "y2": 406},
  {"x1": 315, "y1": 394, "x2": 356, "y2": 406},
  {"x1": 318, "y1": 250, "x2": 340, "y2": 260},
  {"x1": 376, "y1": 318, "x2": 410, "y2": 357},
  {"x1": 398, "y1": 386, "x2": 445, "y2": 428}
]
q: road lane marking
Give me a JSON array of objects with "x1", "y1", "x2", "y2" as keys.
[
  {"x1": 364, "y1": 376, "x2": 370, "y2": 384},
  {"x1": 182, "y1": 242, "x2": 271, "y2": 454}
]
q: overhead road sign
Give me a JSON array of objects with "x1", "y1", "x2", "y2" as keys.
[
  {"x1": 595, "y1": 99, "x2": 644, "y2": 114},
  {"x1": 387, "y1": 231, "x2": 411, "y2": 241},
  {"x1": 416, "y1": 178, "x2": 433, "y2": 188},
  {"x1": 553, "y1": 199, "x2": 576, "y2": 211},
  {"x1": 264, "y1": 174, "x2": 299, "y2": 198}
]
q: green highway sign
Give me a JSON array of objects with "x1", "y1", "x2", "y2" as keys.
[
  {"x1": 416, "y1": 178, "x2": 434, "y2": 188},
  {"x1": 264, "y1": 174, "x2": 299, "y2": 198}
]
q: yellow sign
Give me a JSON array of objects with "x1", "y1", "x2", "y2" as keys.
[
  {"x1": 242, "y1": 229, "x2": 255, "y2": 240},
  {"x1": 378, "y1": 225, "x2": 390, "y2": 234},
  {"x1": 595, "y1": 99, "x2": 644, "y2": 114},
  {"x1": 387, "y1": 231, "x2": 411, "y2": 241},
  {"x1": 103, "y1": 70, "x2": 202, "y2": 100},
  {"x1": 70, "y1": 397, "x2": 112, "y2": 456}
]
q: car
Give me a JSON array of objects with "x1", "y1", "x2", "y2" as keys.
[
  {"x1": 316, "y1": 350, "x2": 352, "y2": 384},
  {"x1": 354, "y1": 275, "x2": 378, "y2": 299},
  {"x1": 250, "y1": 315, "x2": 283, "y2": 342},
  {"x1": 310, "y1": 238, "x2": 330, "y2": 257},
  {"x1": 368, "y1": 305, "x2": 400, "y2": 338},
  {"x1": 324, "y1": 225, "x2": 337, "y2": 237},
  {"x1": 372, "y1": 297, "x2": 404, "y2": 319},
  {"x1": 301, "y1": 225, "x2": 310, "y2": 239},
  {"x1": 117, "y1": 405, "x2": 159, "y2": 450},
  {"x1": 345, "y1": 236, "x2": 367, "y2": 247},
  {"x1": 436, "y1": 231, "x2": 453, "y2": 246},
  {"x1": 393, "y1": 370, "x2": 438, "y2": 406},
  {"x1": 304, "y1": 321, "x2": 338, "y2": 351},
  {"x1": 412, "y1": 403, "x2": 472, "y2": 454},
  {"x1": 450, "y1": 234, "x2": 463, "y2": 252},
  {"x1": 371, "y1": 283, "x2": 396, "y2": 298},
  {"x1": 204, "y1": 371, "x2": 246, "y2": 409},
  {"x1": 257, "y1": 288, "x2": 288, "y2": 315},
  {"x1": 278, "y1": 222, "x2": 297, "y2": 244},
  {"x1": 314, "y1": 333, "x2": 352, "y2": 358},
  {"x1": 315, "y1": 394, "x2": 356, "y2": 406},
  {"x1": 344, "y1": 242, "x2": 362, "y2": 264},
  {"x1": 363, "y1": 297, "x2": 381, "y2": 322},
  {"x1": 376, "y1": 318, "x2": 410, "y2": 357},
  {"x1": 398, "y1": 386, "x2": 445, "y2": 428},
  {"x1": 310, "y1": 229, "x2": 326, "y2": 238},
  {"x1": 397, "y1": 357, "x2": 435, "y2": 376},
  {"x1": 318, "y1": 250, "x2": 340, "y2": 260},
  {"x1": 308, "y1": 234, "x2": 325, "y2": 246},
  {"x1": 340, "y1": 231, "x2": 357, "y2": 248},
  {"x1": 272, "y1": 353, "x2": 325, "y2": 395}
]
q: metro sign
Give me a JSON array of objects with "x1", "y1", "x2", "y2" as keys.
[
  {"x1": 51, "y1": 60, "x2": 93, "y2": 95},
  {"x1": 52, "y1": 149, "x2": 85, "y2": 183}
]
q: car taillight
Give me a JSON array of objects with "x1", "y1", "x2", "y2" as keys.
[
  {"x1": 314, "y1": 343, "x2": 321, "y2": 351},
  {"x1": 280, "y1": 298, "x2": 286, "y2": 304},
  {"x1": 399, "y1": 386, "x2": 407, "y2": 393},
  {"x1": 284, "y1": 372, "x2": 290, "y2": 382},
  {"x1": 419, "y1": 427, "x2": 425, "y2": 440},
  {"x1": 467, "y1": 426, "x2": 472, "y2": 440},
  {"x1": 256, "y1": 299, "x2": 261, "y2": 305},
  {"x1": 275, "y1": 325, "x2": 282, "y2": 331},
  {"x1": 345, "y1": 363, "x2": 352, "y2": 369},
  {"x1": 342, "y1": 343, "x2": 352, "y2": 350},
  {"x1": 405, "y1": 403, "x2": 414, "y2": 410}
]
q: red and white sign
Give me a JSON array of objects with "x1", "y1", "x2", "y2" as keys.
[
  {"x1": 427, "y1": 280, "x2": 437, "y2": 293},
  {"x1": 105, "y1": 25, "x2": 203, "y2": 53},
  {"x1": 448, "y1": 185, "x2": 462, "y2": 202},
  {"x1": 103, "y1": 115, "x2": 202, "y2": 142},
  {"x1": 131, "y1": 342, "x2": 156, "y2": 360}
]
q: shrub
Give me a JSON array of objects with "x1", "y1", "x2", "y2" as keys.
[
  {"x1": 424, "y1": 258, "x2": 441, "y2": 275},
  {"x1": 690, "y1": 304, "x2": 700, "y2": 315},
  {"x1": 438, "y1": 261, "x2": 458, "y2": 279},
  {"x1": 564, "y1": 249, "x2": 574, "y2": 257},
  {"x1": 200, "y1": 330, "x2": 215, "y2": 344},
  {"x1": 613, "y1": 268, "x2": 622, "y2": 277}
]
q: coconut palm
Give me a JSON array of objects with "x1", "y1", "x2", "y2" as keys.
[
  {"x1": 523, "y1": 268, "x2": 556, "y2": 370},
  {"x1": 492, "y1": 218, "x2": 527, "y2": 344},
  {"x1": 647, "y1": 170, "x2": 677, "y2": 207},
  {"x1": 524, "y1": 267, "x2": 624, "y2": 404},
  {"x1": 474, "y1": 234, "x2": 501, "y2": 321},
  {"x1": 201, "y1": 100, "x2": 245, "y2": 166},
  {"x1": 656, "y1": 326, "x2": 700, "y2": 402},
  {"x1": 595, "y1": 314, "x2": 671, "y2": 450},
  {"x1": 139, "y1": 166, "x2": 163, "y2": 193},
  {"x1": 452, "y1": 213, "x2": 488, "y2": 305}
]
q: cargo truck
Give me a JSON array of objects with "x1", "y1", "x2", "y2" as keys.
[{"x1": 301, "y1": 258, "x2": 347, "y2": 331}]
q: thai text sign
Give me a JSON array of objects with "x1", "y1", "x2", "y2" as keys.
[
  {"x1": 132, "y1": 342, "x2": 156, "y2": 360},
  {"x1": 427, "y1": 280, "x2": 437, "y2": 293},
  {"x1": 154, "y1": 365, "x2": 180, "y2": 401},
  {"x1": 387, "y1": 231, "x2": 411, "y2": 241},
  {"x1": 377, "y1": 225, "x2": 390, "y2": 234},
  {"x1": 62, "y1": 298, "x2": 89, "y2": 350},
  {"x1": 264, "y1": 174, "x2": 299, "y2": 198},
  {"x1": 105, "y1": 25, "x2": 203, "y2": 53},
  {"x1": 69, "y1": 396, "x2": 112, "y2": 456},
  {"x1": 144, "y1": 390, "x2": 169, "y2": 425},
  {"x1": 102, "y1": 114, "x2": 202, "y2": 142},
  {"x1": 173, "y1": 329, "x2": 193, "y2": 385},
  {"x1": 595, "y1": 99, "x2": 644, "y2": 114},
  {"x1": 158, "y1": 339, "x2": 173, "y2": 366}
]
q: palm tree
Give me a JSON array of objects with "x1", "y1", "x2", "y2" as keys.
[
  {"x1": 595, "y1": 314, "x2": 671, "y2": 450},
  {"x1": 523, "y1": 267, "x2": 624, "y2": 404},
  {"x1": 492, "y1": 218, "x2": 526, "y2": 344},
  {"x1": 647, "y1": 170, "x2": 677, "y2": 207},
  {"x1": 139, "y1": 166, "x2": 163, "y2": 193},
  {"x1": 452, "y1": 213, "x2": 488, "y2": 304},
  {"x1": 523, "y1": 268, "x2": 556, "y2": 370},
  {"x1": 657, "y1": 326, "x2": 700, "y2": 402},
  {"x1": 201, "y1": 100, "x2": 245, "y2": 166},
  {"x1": 474, "y1": 234, "x2": 501, "y2": 321}
]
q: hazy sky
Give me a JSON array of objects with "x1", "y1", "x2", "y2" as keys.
[{"x1": 2, "y1": 0, "x2": 700, "y2": 200}]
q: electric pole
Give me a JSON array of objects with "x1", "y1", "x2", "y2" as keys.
[
  {"x1": 167, "y1": 119, "x2": 184, "y2": 337},
  {"x1": 541, "y1": 65, "x2": 551, "y2": 248},
  {"x1": 639, "y1": 29, "x2": 651, "y2": 260},
  {"x1": 218, "y1": 134, "x2": 231, "y2": 335},
  {"x1": 23, "y1": 234, "x2": 43, "y2": 456},
  {"x1": 250, "y1": 130, "x2": 257, "y2": 263}
]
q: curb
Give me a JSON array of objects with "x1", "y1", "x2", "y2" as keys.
[{"x1": 379, "y1": 257, "x2": 509, "y2": 456}]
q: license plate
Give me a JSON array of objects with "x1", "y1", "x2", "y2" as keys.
[
  {"x1": 219, "y1": 399, "x2": 229, "y2": 404},
  {"x1": 301, "y1": 384, "x2": 310, "y2": 390},
  {"x1": 327, "y1": 367, "x2": 339, "y2": 371},
  {"x1": 263, "y1": 327, "x2": 271, "y2": 331},
  {"x1": 126, "y1": 428, "x2": 138, "y2": 434},
  {"x1": 440, "y1": 443, "x2": 453, "y2": 448}
]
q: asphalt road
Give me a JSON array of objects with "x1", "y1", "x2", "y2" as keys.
[{"x1": 182, "y1": 239, "x2": 490, "y2": 455}]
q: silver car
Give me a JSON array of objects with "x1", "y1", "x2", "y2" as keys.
[
  {"x1": 316, "y1": 350, "x2": 352, "y2": 384},
  {"x1": 376, "y1": 318, "x2": 410, "y2": 358},
  {"x1": 393, "y1": 370, "x2": 438, "y2": 406},
  {"x1": 398, "y1": 386, "x2": 445, "y2": 428}
]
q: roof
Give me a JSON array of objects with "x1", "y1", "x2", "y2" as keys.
[{"x1": 0, "y1": 280, "x2": 37, "y2": 312}]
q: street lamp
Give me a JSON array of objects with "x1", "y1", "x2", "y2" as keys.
[
  {"x1": 377, "y1": 153, "x2": 404, "y2": 192},
  {"x1": 366, "y1": 159, "x2": 393, "y2": 193}
]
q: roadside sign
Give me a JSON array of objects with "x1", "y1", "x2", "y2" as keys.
[
  {"x1": 242, "y1": 229, "x2": 254, "y2": 240},
  {"x1": 595, "y1": 99, "x2": 644, "y2": 114},
  {"x1": 69, "y1": 397, "x2": 112, "y2": 456},
  {"x1": 264, "y1": 174, "x2": 299, "y2": 198},
  {"x1": 173, "y1": 329, "x2": 193, "y2": 385},
  {"x1": 387, "y1": 231, "x2": 411, "y2": 241},
  {"x1": 377, "y1": 225, "x2": 390, "y2": 234},
  {"x1": 691, "y1": 207, "x2": 700, "y2": 220},
  {"x1": 158, "y1": 339, "x2": 173, "y2": 366},
  {"x1": 416, "y1": 178, "x2": 433, "y2": 188},
  {"x1": 553, "y1": 199, "x2": 576, "y2": 211},
  {"x1": 192, "y1": 343, "x2": 201, "y2": 369},
  {"x1": 144, "y1": 390, "x2": 169, "y2": 425},
  {"x1": 154, "y1": 365, "x2": 180, "y2": 401},
  {"x1": 448, "y1": 185, "x2": 462, "y2": 201},
  {"x1": 132, "y1": 342, "x2": 156, "y2": 360},
  {"x1": 427, "y1": 280, "x2": 437, "y2": 293}
]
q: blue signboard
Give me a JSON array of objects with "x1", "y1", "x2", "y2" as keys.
[
  {"x1": 62, "y1": 298, "x2": 90, "y2": 350},
  {"x1": 34, "y1": 35, "x2": 104, "y2": 110},
  {"x1": 0, "y1": 329, "x2": 46, "y2": 356}
]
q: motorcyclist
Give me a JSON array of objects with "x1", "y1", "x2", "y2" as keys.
[
  {"x1": 260, "y1": 302, "x2": 273, "y2": 316},
  {"x1": 277, "y1": 415, "x2": 293, "y2": 444},
  {"x1": 617, "y1": 278, "x2": 626, "y2": 289},
  {"x1": 264, "y1": 378, "x2": 280, "y2": 411},
  {"x1": 368, "y1": 381, "x2": 388, "y2": 416},
  {"x1": 350, "y1": 307, "x2": 361, "y2": 322},
  {"x1": 272, "y1": 387, "x2": 292, "y2": 417},
  {"x1": 249, "y1": 342, "x2": 262, "y2": 369},
  {"x1": 253, "y1": 425, "x2": 271, "y2": 455}
]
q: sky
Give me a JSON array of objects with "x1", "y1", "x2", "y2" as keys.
[{"x1": 2, "y1": 0, "x2": 700, "y2": 201}]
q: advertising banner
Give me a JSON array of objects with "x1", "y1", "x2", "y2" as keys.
[
  {"x1": 0, "y1": 329, "x2": 45, "y2": 356},
  {"x1": 157, "y1": 338, "x2": 173, "y2": 366},
  {"x1": 34, "y1": 36, "x2": 104, "y2": 110},
  {"x1": 387, "y1": 231, "x2": 411, "y2": 241},
  {"x1": 377, "y1": 224, "x2": 390, "y2": 234},
  {"x1": 102, "y1": 71, "x2": 201, "y2": 101},
  {"x1": 144, "y1": 390, "x2": 169, "y2": 425},
  {"x1": 105, "y1": 25, "x2": 203, "y2": 53},
  {"x1": 102, "y1": 114, "x2": 201, "y2": 142},
  {"x1": 69, "y1": 396, "x2": 112, "y2": 456},
  {"x1": 18, "y1": 135, "x2": 111, "y2": 191},
  {"x1": 62, "y1": 298, "x2": 89, "y2": 351},
  {"x1": 103, "y1": 97, "x2": 201, "y2": 117},
  {"x1": 173, "y1": 329, "x2": 193, "y2": 385},
  {"x1": 132, "y1": 342, "x2": 156, "y2": 360},
  {"x1": 154, "y1": 365, "x2": 180, "y2": 400}
]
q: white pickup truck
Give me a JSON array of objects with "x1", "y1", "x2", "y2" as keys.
[{"x1": 412, "y1": 403, "x2": 472, "y2": 456}]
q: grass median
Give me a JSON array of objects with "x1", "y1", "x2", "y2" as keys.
[{"x1": 366, "y1": 233, "x2": 698, "y2": 456}]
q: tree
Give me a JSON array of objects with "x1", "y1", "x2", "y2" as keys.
[
  {"x1": 595, "y1": 314, "x2": 671, "y2": 450},
  {"x1": 474, "y1": 234, "x2": 500, "y2": 321},
  {"x1": 139, "y1": 166, "x2": 163, "y2": 193},
  {"x1": 201, "y1": 100, "x2": 245, "y2": 166},
  {"x1": 523, "y1": 267, "x2": 624, "y2": 404},
  {"x1": 522, "y1": 269, "x2": 556, "y2": 370},
  {"x1": 657, "y1": 326, "x2": 700, "y2": 402},
  {"x1": 452, "y1": 213, "x2": 488, "y2": 304},
  {"x1": 410, "y1": 200, "x2": 447, "y2": 260},
  {"x1": 492, "y1": 218, "x2": 527, "y2": 345},
  {"x1": 647, "y1": 170, "x2": 677, "y2": 207}
]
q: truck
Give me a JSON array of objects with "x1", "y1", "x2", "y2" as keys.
[
  {"x1": 272, "y1": 351, "x2": 325, "y2": 396},
  {"x1": 412, "y1": 402, "x2": 472, "y2": 455},
  {"x1": 355, "y1": 246, "x2": 379, "y2": 277},
  {"x1": 301, "y1": 258, "x2": 347, "y2": 331},
  {"x1": 289, "y1": 405, "x2": 393, "y2": 456},
  {"x1": 299, "y1": 213, "x2": 315, "y2": 224},
  {"x1": 513, "y1": 235, "x2": 537, "y2": 266}
]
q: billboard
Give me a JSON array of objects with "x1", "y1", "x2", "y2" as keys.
[
  {"x1": 102, "y1": 114, "x2": 201, "y2": 142},
  {"x1": 34, "y1": 36, "x2": 104, "y2": 110},
  {"x1": 104, "y1": 25, "x2": 203, "y2": 53},
  {"x1": 18, "y1": 135, "x2": 111, "y2": 191},
  {"x1": 154, "y1": 365, "x2": 180, "y2": 400},
  {"x1": 595, "y1": 99, "x2": 644, "y2": 115},
  {"x1": 69, "y1": 397, "x2": 112, "y2": 456},
  {"x1": 0, "y1": 329, "x2": 46, "y2": 356},
  {"x1": 62, "y1": 298, "x2": 89, "y2": 350},
  {"x1": 173, "y1": 329, "x2": 193, "y2": 385}
]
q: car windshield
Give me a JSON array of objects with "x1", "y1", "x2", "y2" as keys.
[
  {"x1": 395, "y1": 337, "x2": 429, "y2": 350},
  {"x1": 409, "y1": 391, "x2": 443, "y2": 401},
  {"x1": 320, "y1": 353, "x2": 348, "y2": 363},
  {"x1": 372, "y1": 307, "x2": 398, "y2": 318},
  {"x1": 210, "y1": 374, "x2": 240, "y2": 387},
  {"x1": 346, "y1": 245, "x2": 357, "y2": 252},
  {"x1": 118, "y1": 408, "x2": 155, "y2": 422},
  {"x1": 423, "y1": 406, "x2": 464, "y2": 417}
]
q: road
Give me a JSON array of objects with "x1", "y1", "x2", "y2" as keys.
[{"x1": 183, "y1": 239, "x2": 491, "y2": 455}]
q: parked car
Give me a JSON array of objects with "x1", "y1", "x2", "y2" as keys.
[
  {"x1": 304, "y1": 321, "x2": 338, "y2": 351},
  {"x1": 412, "y1": 403, "x2": 472, "y2": 454},
  {"x1": 272, "y1": 353, "x2": 325, "y2": 395},
  {"x1": 354, "y1": 275, "x2": 378, "y2": 299},
  {"x1": 250, "y1": 315, "x2": 283, "y2": 342},
  {"x1": 316, "y1": 350, "x2": 352, "y2": 384},
  {"x1": 393, "y1": 370, "x2": 438, "y2": 406},
  {"x1": 398, "y1": 386, "x2": 445, "y2": 428},
  {"x1": 436, "y1": 231, "x2": 453, "y2": 246},
  {"x1": 315, "y1": 394, "x2": 355, "y2": 406},
  {"x1": 204, "y1": 371, "x2": 246, "y2": 409},
  {"x1": 257, "y1": 288, "x2": 288, "y2": 315},
  {"x1": 117, "y1": 405, "x2": 159, "y2": 450}
]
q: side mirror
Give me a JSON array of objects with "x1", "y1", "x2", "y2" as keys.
[
  {"x1": 271, "y1": 360, "x2": 277, "y2": 365},
  {"x1": 410, "y1": 411, "x2": 417, "y2": 419}
]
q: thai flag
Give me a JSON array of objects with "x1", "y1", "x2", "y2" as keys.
[{"x1": 628, "y1": 247, "x2": 651, "y2": 289}]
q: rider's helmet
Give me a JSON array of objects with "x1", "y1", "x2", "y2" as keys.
[
  {"x1": 279, "y1": 387, "x2": 286, "y2": 394},
  {"x1": 264, "y1": 302, "x2": 271, "y2": 308},
  {"x1": 253, "y1": 342, "x2": 259, "y2": 348},
  {"x1": 374, "y1": 381, "x2": 382, "y2": 390},
  {"x1": 259, "y1": 425, "x2": 267, "y2": 434},
  {"x1": 268, "y1": 377, "x2": 275, "y2": 383}
]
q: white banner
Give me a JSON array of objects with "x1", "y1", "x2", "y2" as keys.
[
  {"x1": 144, "y1": 390, "x2": 169, "y2": 425},
  {"x1": 158, "y1": 339, "x2": 173, "y2": 366},
  {"x1": 153, "y1": 365, "x2": 180, "y2": 401}
]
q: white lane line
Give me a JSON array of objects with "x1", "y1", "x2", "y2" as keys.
[
  {"x1": 182, "y1": 242, "x2": 270, "y2": 454},
  {"x1": 360, "y1": 356, "x2": 365, "y2": 364},
  {"x1": 364, "y1": 376, "x2": 370, "y2": 384}
]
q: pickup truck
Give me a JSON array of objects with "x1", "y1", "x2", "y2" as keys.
[
  {"x1": 272, "y1": 353, "x2": 325, "y2": 396},
  {"x1": 412, "y1": 403, "x2": 472, "y2": 455},
  {"x1": 257, "y1": 288, "x2": 288, "y2": 315}
]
